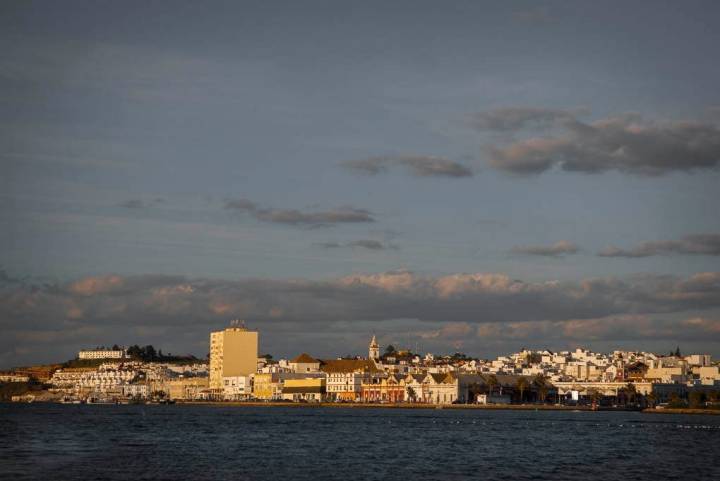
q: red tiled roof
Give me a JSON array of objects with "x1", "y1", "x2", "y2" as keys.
[
  {"x1": 320, "y1": 359, "x2": 380, "y2": 373},
  {"x1": 291, "y1": 353, "x2": 319, "y2": 364}
]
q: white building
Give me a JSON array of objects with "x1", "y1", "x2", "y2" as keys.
[
  {"x1": 223, "y1": 375, "x2": 252, "y2": 400},
  {"x1": 289, "y1": 353, "x2": 321, "y2": 373},
  {"x1": 122, "y1": 383, "x2": 150, "y2": 398},
  {"x1": 50, "y1": 365, "x2": 138, "y2": 393},
  {"x1": 78, "y1": 349, "x2": 126, "y2": 360},
  {"x1": 0, "y1": 373, "x2": 30, "y2": 382},
  {"x1": 322, "y1": 359, "x2": 379, "y2": 401},
  {"x1": 685, "y1": 354, "x2": 712, "y2": 367}
]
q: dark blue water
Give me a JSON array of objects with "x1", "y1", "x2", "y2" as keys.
[{"x1": 1, "y1": 404, "x2": 719, "y2": 480}]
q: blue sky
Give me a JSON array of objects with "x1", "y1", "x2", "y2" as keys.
[{"x1": 2, "y1": 1, "x2": 720, "y2": 366}]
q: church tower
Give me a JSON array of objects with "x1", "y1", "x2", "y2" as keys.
[{"x1": 369, "y1": 335, "x2": 379, "y2": 361}]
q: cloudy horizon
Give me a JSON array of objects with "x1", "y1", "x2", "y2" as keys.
[{"x1": 2, "y1": 0, "x2": 720, "y2": 367}]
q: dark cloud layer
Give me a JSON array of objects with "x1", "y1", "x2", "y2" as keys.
[
  {"x1": 599, "y1": 234, "x2": 720, "y2": 258},
  {"x1": 471, "y1": 109, "x2": 720, "y2": 175},
  {"x1": 343, "y1": 155, "x2": 473, "y2": 178},
  {"x1": 225, "y1": 198, "x2": 375, "y2": 227},
  {"x1": 511, "y1": 240, "x2": 579, "y2": 257},
  {"x1": 2, "y1": 270, "x2": 720, "y2": 366}
]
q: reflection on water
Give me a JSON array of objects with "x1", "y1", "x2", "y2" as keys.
[{"x1": 1, "y1": 404, "x2": 719, "y2": 480}]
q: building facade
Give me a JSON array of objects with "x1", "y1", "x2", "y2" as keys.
[
  {"x1": 289, "y1": 353, "x2": 321, "y2": 373},
  {"x1": 281, "y1": 378, "x2": 325, "y2": 402},
  {"x1": 223, "y1": 375, "x2": 252, "y2": 400},
  {"x1": 78, "y1": 349, "x2": 126, "y2": 360},
  {"x1": 322, "y1": 359, "x2": 379, "y2": 401},
  {"x1": 209, "y1": 325, "x2": 259, "y2": 391}
]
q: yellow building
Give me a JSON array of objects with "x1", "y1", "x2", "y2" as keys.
[
  {"x1": 209, "y1": 324, "x2": 259, "y2": 391},
  {"x1": 281, "y1": 377, "x2": 325, "y2": 402},
  {"x1": 252, "y1": 373, "x2": 281, "y2": 400},
  {"x1": 164, "y1": 377, "x2": 210, "y2": 401}
]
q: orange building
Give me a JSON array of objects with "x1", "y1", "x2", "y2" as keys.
[{"x1": 361, "y1": 374, "x2": 406, "y2": 402}]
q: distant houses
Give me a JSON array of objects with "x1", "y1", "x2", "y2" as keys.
[{"x1": 3, "y1": 323, "x2": 718, "y2": 407}]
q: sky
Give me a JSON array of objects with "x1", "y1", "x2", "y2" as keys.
[{"x1": 2, "y1": 0, "x2": 720, "y2": 367}]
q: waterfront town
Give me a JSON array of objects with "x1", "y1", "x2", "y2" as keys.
[{"x1": 2, "y1": 321, "x2": 719, "y2": 409}]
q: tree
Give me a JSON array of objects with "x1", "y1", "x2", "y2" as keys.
[
  {"x1": 127, "y1": 345, "x2": 142, "y2": 359},
  {"x1": 485, "y1": 374, "x2": 498, "y2": 397},
  {"x1": 668, "y1": 392, "x2": 686, "y2": 408},
  {"x1": 527, "y1": 353, "x2": 542, "y2": 365},
  {"x1": 406, "y1": 386, "x2": 417, "y2": 403},
  {"x1": 384, "y1": 345, "x2": 396, "y2": 356},
  {"x1": 467, "y1": 383, "x2": 484, "y2": 404},
  {"x1": 533, "y1": 375, "x2": 549, "y2": 403},
  {"x1": 144, "y1": 345, "x2": 157, "y2": 361},
  {"x1": 515, "y1": 377, "x2": 529, "y2": 403},
  {"x1": 625, "y1": 383, "x2": 637, "y2": 406},
  {"x1": 674, "y1": 346, "x2": 681, "y2": 357},
  {"x1": 689, "y1": 391, "x2": 705, "y2": 409},
  {"x1": 587, "y1": 388, "x2": 602, "y2": 405}
]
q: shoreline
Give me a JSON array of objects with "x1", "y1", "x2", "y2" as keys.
[
  {"x1": 5, "y1": 400, "x2": 719, "y2": 414},
  {"x1": 179, "y1": 402, "x2": 720, "y2": 414},
  {"x1": 642, "y1": 407, "x2": 720, "y2": 415},
  {"x1": 180, "y1": 401, "x2": 614, "y2": 411}
]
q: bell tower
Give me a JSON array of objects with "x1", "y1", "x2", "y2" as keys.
[{"x1": 369, "y1": 335, "x2": 380, "y2": 361}]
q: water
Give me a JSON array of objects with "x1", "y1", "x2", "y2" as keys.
[{"x1": 1, "y1": 404, "x2": 719, "y2": 480}]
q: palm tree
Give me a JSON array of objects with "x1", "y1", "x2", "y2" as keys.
[
  {"x1": 515, "y1": 377, "x2": 529, "y2": 404},
  {"x1": 406, "y1": 386, "x2": 417, "y2": 403}
]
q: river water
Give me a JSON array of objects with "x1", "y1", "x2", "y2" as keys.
[{"x1": 1, "y1": 403, "x2": 718, "y2": 480}]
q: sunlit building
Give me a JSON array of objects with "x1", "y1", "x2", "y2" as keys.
[{"x1": 209, "y1": 322, "x2": 259, "y2": 391}]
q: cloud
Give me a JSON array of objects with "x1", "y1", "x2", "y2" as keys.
[
  {"x1": 69, "y1": 275, "x2": 125, "y2": 296},
  {"x1": 599, "y1": 234, "x2": 720, "y2": 258},
  {"x1": 343, "y1": 155, "x2": 473, "y2": 178},
  {"x1": 119, "y1": 199, "x2": 146, "y2": 209},
  {"x1": 474, "y1": 314, "x2": 720, "y2": 343},
  {"x1": 511, "y1": 240, "x2": 579, "y2": 257},
  {"x1": 224, "y1": 198, "x2": 375, "y2": 227},
  {"x1": 4, "y1": 270, "x2": 720, "y2": 328},
  {"x1": 467, "y1": 107, "x2": 579, "y2": 132},
  {"x1": 317, "y1": 240, "x2": 393, "y2": 250},
  {"x1": 119, "y1": 198, "x2": 165, "y2": 209},
  {"x1": 418, "y1": 322, "x2": 474, "y2": 340},
  {"x1": 471, "y1": 109, "x2": 720, "y2": 175},
  {"x1": 0, "y1": 267, "x2": 23, "y2": 288},
  {"x1": 512, "y1": 7, "x2": 553, "y2": 24},
  {"x1": 681, "y1": 317, "x2": 720, "y2": 333},
  {"x1": 3, "y1": 270, "x2": 720, "y2": 366}
]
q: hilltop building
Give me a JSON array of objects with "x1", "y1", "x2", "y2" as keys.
[
  {"x1": 78, "y1": 348, "x2": 126, "y2": 360},
  {"x1": 209, "y1": 322, "x2": 259, "y2": 391}
]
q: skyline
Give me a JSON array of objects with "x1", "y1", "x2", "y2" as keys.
[{"x1": 2, "y1": 0, "x2": 720, "y2": 367}]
